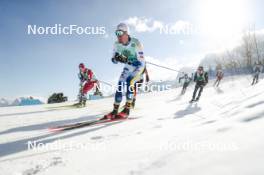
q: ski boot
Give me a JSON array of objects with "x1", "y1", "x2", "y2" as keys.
[
  {"x1": 189, "y1": 98, "x2": 196, "y2": 103},
  {"x1": 115, "y1": 102, "x2": 131, "y2": 119},
  {"x1": 76, "y1": 94, "x2": 87, "y2": 107},
  {"x1": 82, "y1": 98, "x2": 87, "y2": 107},
  {"x1": 101, "y1": 104, "x2": 119, "y2": 120},
  {"x1": 94, "y1": 90, "x2": 103, "y2": 96}
]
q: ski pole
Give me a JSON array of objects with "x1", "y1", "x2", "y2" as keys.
[
  {"x1": 99, "y1": 80, "x2": 113, "y2": 86},
  {"x1": 146, "y1": 61, "x2": 185, "y2": 74}
]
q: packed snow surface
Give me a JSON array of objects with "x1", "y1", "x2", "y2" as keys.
[{"x1": 0, "y1": 75, "x2": 264, "y2": 175}]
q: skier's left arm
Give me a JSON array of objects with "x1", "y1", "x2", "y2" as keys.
[
  {"x1": 204, "y1": 72, "x2": 209, "y2": 85},
  {"x1": 132, "y1": 40, "x2": 145, "y2": 68},
  {"x1": 88, "y1": 70, "x2": 99, "y2": 84}
]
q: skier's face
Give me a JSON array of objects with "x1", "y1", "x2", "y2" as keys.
[
  {"x1": 79, "y1": 67, "x2": 85, "y2": 72},
  {"x1": 198, "y1": 68, "x2": 203, "y2": 74},
  {"x1": 116, "y1": 30, "x2": 129, "y2": 45}
]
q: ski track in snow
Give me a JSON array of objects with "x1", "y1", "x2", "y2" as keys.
[{"x1": 0, "y1": 75, "x2": 264, "y2": 175}]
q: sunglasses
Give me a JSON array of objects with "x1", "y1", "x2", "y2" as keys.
[{"x1": 115, "y1": 30, "x2": 125, "y2": 37}]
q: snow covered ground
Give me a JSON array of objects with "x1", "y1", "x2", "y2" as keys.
[{"x1": 0, "y1": 75, "x2": 264, "y2": 175}]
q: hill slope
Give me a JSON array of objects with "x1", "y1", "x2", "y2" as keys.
[{"x1": 0, "y1": 75, "x2": 264, "y2": 175}]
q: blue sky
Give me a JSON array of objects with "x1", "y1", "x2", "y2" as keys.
[{"x1": 0, "y1": 0, "x2": 263, "y2": 100}]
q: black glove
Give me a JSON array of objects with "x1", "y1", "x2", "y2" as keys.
[{"x1": 114, "y1": 53, "x2": 127, "y2": 63}]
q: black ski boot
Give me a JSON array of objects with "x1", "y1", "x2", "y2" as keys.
[{"x1": 189, "y1": 98, "x2": 195, "y2": 103}]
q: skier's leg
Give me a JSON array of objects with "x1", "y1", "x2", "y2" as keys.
[
  {"x1": 132, "y1": 93, "x2": 136, "y2": 108},
  {"x1": 102, "y1": 68, "x2": 129, "y2": 120},
  {"x1": 78, "y1": 86, "x2": 84, "y2": 103},
  {"x1": 82, "y1": 82, "x2": 95, "y2": 106},
  {"x1": 183, "y1": 87, "x2": 187, "y2": 94},
  {"x1": 256, "y1": 74, "x2": 259, "y2": 83},
  {"x1": 94, "y1": 83, "x2": 102, "y2": 96},
  {"x1": 214, "y1": 80, "x2": 217, "y2": 86},
  {"x1": 252, "y1": 76, "x2": 256, "y2": 85},
  {"x1": 197, "y1": 86, "x2": 204, "y2": 100},
  {"x1": 182, "y1": 83, "x2": 187, "y2": 95},
  {"x1": 83, "y1": 82, "x2": 95, "y2": 94},
  {"x1": 181, "y1": 86, "x2": 184, "y2": 95},
  {"x1": 114, "y1": 81, "x2": 124, "y2": 106},
  {"x1": 217, "y1": 79, "x2": 221, "y2": 87},
  {"x1": 126, "y1": 67, "x2": 144, "y2": 104},
  {"x1": 192, "y1": 84, "x2": 199, "y2": 100},
  {"x1": 114, "y1": 67, "x2": 130, "y2": 105},
  {"x1": 116, "y1": 67, "x2": 144, "y2": 118}
]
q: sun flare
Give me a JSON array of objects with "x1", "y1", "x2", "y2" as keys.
[{"x1": 198, "y1": 0, "x2": 249, "y2": 37}]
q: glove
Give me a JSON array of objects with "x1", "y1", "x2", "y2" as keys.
[
  {"x1": 78, "y1": 73, "x2": 84, "y2": 81},
  {"x1": 114, "y1": 52, "x2": 127, "y2": 63}
]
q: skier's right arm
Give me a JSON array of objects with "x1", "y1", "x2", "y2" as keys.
[
  {"x1": 111, "y1": 43, "x2": 127, "y2": 64},
  {"x1": 112, "y1": 52, "x2": 128, "y2": 63},
  {"x1": 179, "y1": 76, "x2": 183, "y2": 83},
  {"x1": 111, "y1": 43, "x2": 119, "y2": 64},
  {"x1": 78, "y1": 73, "x2": 85, "y2": 87},
  {"x1": 78, "y1": 73, "x2": 84, "y2": 82}
]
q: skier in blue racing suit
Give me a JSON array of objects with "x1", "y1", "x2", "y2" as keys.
[{"x1": 102, "y1": 23, "x2": 146, "y2": 120}]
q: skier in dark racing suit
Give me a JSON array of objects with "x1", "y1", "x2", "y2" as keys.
[
  {"x1": 179, "y1": 73, "x2": 192, "y2": 95},
  {"x1": 190, "y1": 66, "x2": 208, "y2": 102}
]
